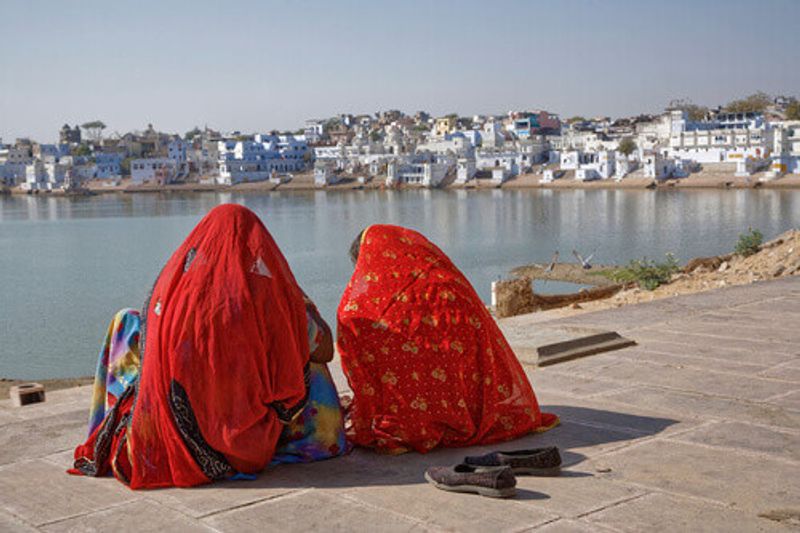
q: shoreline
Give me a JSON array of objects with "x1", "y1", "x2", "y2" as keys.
[{"x1": 6, "y1": 171, "x2": 800, "y2": 197}]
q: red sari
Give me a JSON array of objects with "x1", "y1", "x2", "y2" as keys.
[
  {"x1": 337, "y1": 225, "x2": 558, "y2": 454},
  {"x1": 72, "y1": 204, "x2": 310, "y2": 488}
]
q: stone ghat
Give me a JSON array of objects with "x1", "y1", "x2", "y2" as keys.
[{"x1": 1, "y1": 277, "x2": 799, "y2": 531}]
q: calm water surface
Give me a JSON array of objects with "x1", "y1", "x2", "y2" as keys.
[{"x1": 2, "y1": 188, "x2": 799, "y2": 379}]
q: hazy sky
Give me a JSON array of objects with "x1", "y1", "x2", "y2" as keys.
[{"x1": 1, "y1": 0, "x2": 798, "y2": 142}]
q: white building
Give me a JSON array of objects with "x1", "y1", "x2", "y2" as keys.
[
  {"x1": 764, "y1": 121, "x2": 800, "y2": 179},
  {"x1": 314, "y1": 161, "x2": 343, "y2": 186},
  {"x1": 416, "y1": 135, "x2": 473, "y2": 157},
  {"x1": 22, "y1": 161, "x2": 67, "y2": 191},
  {"x1": 667, "y1": 110, "x2": 772, "y2": 163},
  {"x1": 573, "y1": 151, "x2": 617, "y2": 181},
  {"x1": 385, "y1": 155, "x2": 454, "y2": 188},
  {"x1": 304, "y1": 120, "x2": 326, "y2": 144},
  {"x1": 455, "y1": 158, "x2": 476, "y2": 184},
  {"x1": 475, "y1": 150, "x2": 523, "y2": 182},
  {"x1": 131, "y1": 158, "x2": 178, "y2": 184},
  {"x1": 641, "y1": 152, "x2": 694, "y2": 180},
  {"x1": 216, "y1": 134, "x2": 310, "y2": 185},
  {"x1": 0, "y1": 145, "x2": 32, "y2": 185}
]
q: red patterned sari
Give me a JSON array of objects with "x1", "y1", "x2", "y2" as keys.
[
  {"x1": 337, "y1": 224, "x2": 558, "y2": 454},
  {"x1": 72, "y1": 204, "x2": 311, "y2": 488}
]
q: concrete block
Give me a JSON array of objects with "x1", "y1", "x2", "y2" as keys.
[{"x1": 9, "y1": 384, "x2": 45, "y2": 407}]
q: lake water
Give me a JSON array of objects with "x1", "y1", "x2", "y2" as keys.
[{"x1": 2, "y1": 188, "x2": 799, "y2": 379}]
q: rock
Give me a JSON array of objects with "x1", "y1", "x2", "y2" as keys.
[
  {"x1": 717, "y1": 261, "x2": 729, "y2": 272},
  {"x1": 717, "y1": 280, "x2": 727, "y2": 287},
  {"x1": 771, "y1": 265, "x2": 785, "y2": 278},
  {"x1": 571, "y1": 303, "x2": 582, "y2": 309}
]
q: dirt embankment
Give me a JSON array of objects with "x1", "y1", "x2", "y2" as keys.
[
  {"x1": 530, "y1": 229, "x2": 800, "y2": 319},
  {"x1": 511, "y1": 263, "x2": 618, "y2": 287}
]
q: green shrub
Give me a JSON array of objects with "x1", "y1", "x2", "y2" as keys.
[
  {"x1": 607, "y1": 254, "x2": 680, "y2": 291},
  {"x1": 735, "y1": 228, "x2": 763, "y2": 257}
]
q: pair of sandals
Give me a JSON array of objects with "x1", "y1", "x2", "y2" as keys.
[{"x1": 424, "y1": 446, "x2": 562, "y2": 498}]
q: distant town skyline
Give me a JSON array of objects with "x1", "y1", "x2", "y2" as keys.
[{"x1": 1, "y1": 0, "x2": 798, "y2": 143}]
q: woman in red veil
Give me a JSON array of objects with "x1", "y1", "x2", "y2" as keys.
[
  {"x1": 71, "y1": 204, "x2": 344, "y2": 488},
  {"x1": 337, "y1": 224, "x2": 558, "y2": 454}
]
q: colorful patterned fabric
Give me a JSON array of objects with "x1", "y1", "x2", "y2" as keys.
[
  {"x1": 86, "y1": 308, "x2": 346, "y2": 465},
  {"x1": 87, "y1": 308, "x2": 141, "y2": 435},
  {"x1": 337, "y1": 224, "x2": 559, "y2": 454},
  {"x1": 273, "y1": 363, "x2": 348, "y2": 463},
  {"x1": 72, "y1": 205, "x2": 346, "y2": 489}
]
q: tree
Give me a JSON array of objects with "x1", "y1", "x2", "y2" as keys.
[
  {"x1": 369, "y1": 131, "x2": 382, "y2": 143},
  {"x1": 184, "y1": 127, "x2": 202, "y2": 141},
  {"x1": 71, "y1": 144, "x2": 92, "y2": 157},
  {"x1": 618, "y1": 137, "x2": 636, "y2": 156},
  {"x1": 81, "y1": 120, "x2": 107, "y2": 142},
  {"x1": 120, "y1": 157, "x2": 134, "y2": 176},
  {"x1": 724, "y1": 92, "x2": 772, "y2": 114},
  {"x1": 785, "y1": 100, "x2": 800, "y2": 120},
  {"x1": 667, "y1": 98, "x2": 709, "y2": 121}
]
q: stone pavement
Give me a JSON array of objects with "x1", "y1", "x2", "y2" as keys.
[{"x1": 1, "y1": 277, "x2": 799, "y2": 532}]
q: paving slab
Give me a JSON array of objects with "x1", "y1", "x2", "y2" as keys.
[
  {"x1": 39, "y1": 500, "x2": 214, "y2": 533},
  {"x1": 583, "y1": 492, "x2": 787, "y2": 532},
  {"x1": 0, "y1": 409, "x2": 86, "y2": 466},
  {"x1": 203, "y1": 490, "x2": 426, "y2": 532},
  {"x1": 631, "y1": 328, "x2": 799, "y2": 359},
  {"x1": 662, "y1": 320, "x2": 800, "y2": 346},
  {"x1": 345, "y1": 480, "x2": 557, "y2": 532},
  {"x1": 613, "y1": 346, "x2": 775, "y2": 376},
  {"x1": 596, "y1": 439, "x2": 800, "y2": 515},
  {"x1": 0, "y1": 510, "x2": 37, "y2": 532},
  {"x1": 1, "y1": 276, "x2": 799, "y2": 531},
  {"x1": 532, "y1": 518, "x2": 616, "y2": 532},
  {"x1": 668, "y1": 420, "x2": 800, "y2": 463},
  {"x1": 0, "y1": 460, "x2": 139, "y2": 526},
  {"x1": 600, "y1": 385, "x2": 800, "y2": 431},
  {"x1": 767, "y1": 391, "x2": 800, "y2": 411},
  {"x1": 525, "y1": 364, "x2": 630, "y2": 399},
  {"x1": 552, "y1": 353, "x2": 798, "y2": 402},
  {"x1": 759, "y1": 360, "x2": 800, "y2": 383}
]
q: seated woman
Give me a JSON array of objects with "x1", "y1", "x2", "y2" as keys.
[
  {"x1": 71, "y1": 204, "x2": 346, "y2": 489},
  {"x1": 337, "y1": 224, "x2": 558, "y2": 454}
]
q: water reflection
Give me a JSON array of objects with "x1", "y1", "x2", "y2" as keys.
[{"x1": 1, "y1": 189, "x2": 799, "y2": 379}]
